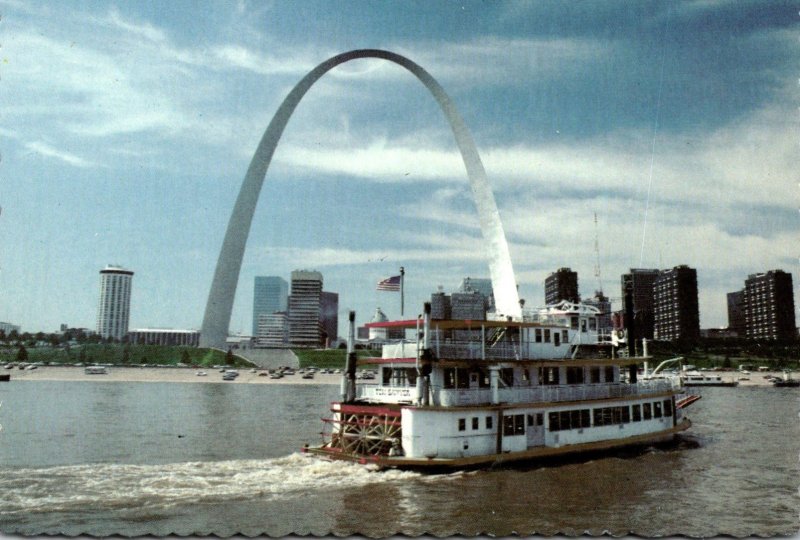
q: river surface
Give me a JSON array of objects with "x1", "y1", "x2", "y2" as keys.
[{"x1": 0, "y1": 380, "x2": 797, "y2": 537}]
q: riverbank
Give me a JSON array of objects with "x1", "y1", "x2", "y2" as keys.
[
  {"x1": 2, "y1": 365, "x2": 794, "y2": 387},
  {"x1": 2, "y1": 365, "x2": 342, "y2": 385}
]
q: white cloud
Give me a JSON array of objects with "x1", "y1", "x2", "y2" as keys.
[{"x1": 24, "y1": 141, "x2": 95, "y2": 168}]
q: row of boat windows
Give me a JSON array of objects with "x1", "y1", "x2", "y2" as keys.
[
  {"x1": 548, "y1": 400, "x2": 673, "y2": 432},
  {"x1": 454, "y1": 400, "x2": 673, "y2": 434},
  {"x1": 439, "y1": 365, "x2": 616, "y2": 389}
]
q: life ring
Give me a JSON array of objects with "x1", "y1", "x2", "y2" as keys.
[{"x1": 616, "y1": 329, "x2": 626, "y2": 339}]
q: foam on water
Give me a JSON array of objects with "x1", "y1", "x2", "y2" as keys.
[{"x1": 0, "y1": 453, "x2": 426, "y2": 516}]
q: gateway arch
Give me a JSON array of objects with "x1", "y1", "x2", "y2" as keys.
[{"x1": 200, "y1": 49, "x2": 521, "y2": 348}]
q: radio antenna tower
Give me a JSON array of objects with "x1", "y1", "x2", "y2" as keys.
[{"x1": 593, "y1": 212, "x2": 604, "y2": 295}]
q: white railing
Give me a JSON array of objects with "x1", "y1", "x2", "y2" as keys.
[{"x1": 434, "y1": 379, "x2": 676, "y2": 407}]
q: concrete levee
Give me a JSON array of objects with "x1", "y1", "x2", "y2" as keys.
[{"x1": 234, "y1": 348, "x2": 299, "y2": 369}]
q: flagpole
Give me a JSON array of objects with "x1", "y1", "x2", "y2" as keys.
[{"x1": 400, "y1": 266, "x2": 405, "y2": 317}]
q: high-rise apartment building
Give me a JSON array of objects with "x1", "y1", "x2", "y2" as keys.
[
  {"x1": 288, "y1": 270, "x2": 323, "y2": 347},
  {"x1": 653, "y1": 265, "x2": 700, "y2": 343},
  {"x1": 743, "y1": 270, "x2": 796, "y2": 341},
  {"x1": 96, "y1": 265, "x2": 134, "y2": 340},
  {"x1": 252, "y1": 276, "x2": 288, "y2": 336},
  {"x1": 545, "y1": 267, "x2": 580, "y2": 305},
  {"x1": 620, "y1": 268, "x2": 659, "y2": 340},
  {"x1": 726, "y1": 290, "x2": 746, "y2": 336}
]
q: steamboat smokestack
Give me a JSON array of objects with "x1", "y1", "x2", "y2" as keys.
[{"x1": 343, "y1": 311, "x2": 357, "y2": 403}]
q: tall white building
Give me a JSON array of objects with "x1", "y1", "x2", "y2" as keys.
[{"x1": 96, "y1": 265, "x2": 134, "y2": 340}]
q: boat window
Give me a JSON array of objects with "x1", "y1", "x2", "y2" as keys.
[
  {"x1": 456, "y1": 367, "x2": 469, "y2": 389},
  {"x1": 458, "y1": 418, "x2": 466, "y2": 431},
  {"x1": 500, "y1": 368, "x2": 514, "y2": 387},
  {"x1": 581, "y1": 319, "x2": 588, "y2": 332},
  {"x1": 535, "y1": 329, "x2": 542, "y2": 343},
  {"x1": 503, "y1": 414, "x2": 524, "y2": 436},
  {"x1": 562, "y1": 329, "x2": 569, "y2": 343},
  {"x1": 544, "y1": 329, "x2": 551, "y2": 343},
  {"x1": 605, "y1": 366, "x2": 615, "y2": 383},
  {"x1": 571, "y1": 316, "x2": 579, "y2": 329},
  {"x1": 653, "y1": 401, "x2": 663, "y2": 418},
  {"x1": 590, "y1": 366, "x2": 601, "y2": 384},
  {"x1": 553, "y1": 332, "x2": 561, "y2": 346},
  {"x1": 566, "y1": 366, "x2": 585, "y2": 385},
  {"x1": 632, "y1": 404, "x2": 642, "y2": 421},
  {"x1": 444, "y1": 368, "x2": 456, "y2": 389},
  {"x1": 538, "y1": 367, "x2": 560, "y2": 385},
  {"x1": 593, "y1": 406, "x2": 630, "y2": 426},
  {"x1": 514, "y1": 414, "x2": 525, "y2": 435},
  {"x1": 663, "y1": 399, "x2": 673, "y2": 417},
  {"x1": 472, "y1": 417, "x2": 479, "y2": 430},
  {"x1": 406, "y1": 369, "x2": 417, "y2": 386},
  {"x1": 486, "y1": 416, "x2": 493, "y2": 429},
  {"x1": 382, "y1": 368, "x2": 392, "y2": 385},
  {"x1": 536, "y1": 413, "x2": 544, "y2": 426},
  {"x1": 477, "y1": 368, "x2": 490, "y2": 388},
  {"x1": 522, "y1": 368, "x2": 530, "y2": 383},
  {"x1": 527, "y1": 414, "x2": 534, "y2": 427},
  {"x1": 550, "y1": 409, "x2": 591, "y2": 431},
  {"x1": 548, "y1": 412, "x2": 559, "y2": 432},
  {"x1": 643, "y1": 403, "x2": 652, "y2": 420},
  {"x1": 589, "y1": 318, "x2": 597, "y2": 331}
]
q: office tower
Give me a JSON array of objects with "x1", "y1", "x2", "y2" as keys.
[
  {"x1": 744, "y1": 270, "x2": 796, "y2": 341},
  {"x1": 459, "y1": 277, "x2": 495, "y2": 312},
  {"x1": 96, "y1": 265, "x2": 134, "y2": 340},
  {"x1": 320, "y1": 291, "x2": 339, "y2": 345},
  {"x1": 451, "y1": 291, "x2": 487, "y2": 320},
  {"x1": 726, "y1": 290, "x2": 746, "y2": 336},
  {"x1": 252, "y1": 276, "x2": 288, "y2": 336},
  {"x1": 583, "y1": 290, "x2": 613, "y2": 333},
  {"x1": 545, "y1": 268, "x2": 580, "y2": 305},
  {"x1": 288, "y1": 270, "x2": 323, "y2": 347},
  {"x1": 431, "y1": 291, "x2": 452, "y2": 320},
  {"x1": 257, "y1": 311, "x2": 289, "y2": 347},
  {"x1": 653, "y1": 265, "x2": 700, "y2": 343},
  {"x1": 620, "y1": 268, "x2": 659, "y2": 341}
]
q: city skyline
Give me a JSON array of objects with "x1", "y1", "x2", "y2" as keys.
[{"x1": 1, "y1": 2, "x2": 797, "y2": 334}]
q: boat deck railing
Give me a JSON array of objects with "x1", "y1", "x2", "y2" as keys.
[{"x1": 357, "y1": 378, "x2": 677, "y2": 406}]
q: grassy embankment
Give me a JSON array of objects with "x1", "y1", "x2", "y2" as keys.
[
  {"x1": 292, "y1": 348, "x2": 381, "y2": 369},
  {"x1": 0, "y1": 344, "x2": 254, "y2": 368}
]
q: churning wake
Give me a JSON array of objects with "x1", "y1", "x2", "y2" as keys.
[{"x1": 0, "y1": 453, "x2": 428, "y2": 516}]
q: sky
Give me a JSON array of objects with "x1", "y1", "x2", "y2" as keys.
[{"x1": 0, "y1": 0, "x2": 797, "y2": 336}]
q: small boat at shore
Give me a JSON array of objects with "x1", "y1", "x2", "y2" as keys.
[
  {"x1": 680, "y1": 371, "x2": 737, "y2": 387},
  {"x1": 771, "y1": 372, "x2": 800, "y2": 387}
]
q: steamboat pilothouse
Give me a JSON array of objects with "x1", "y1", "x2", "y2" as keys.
[{"x1": 305, "y1": 300, "x2": 699, "y2": 469}]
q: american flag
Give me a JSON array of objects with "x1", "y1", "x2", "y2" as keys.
[{"x1": 376, "y1": 275, "x2": 401, "y2": 291}]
